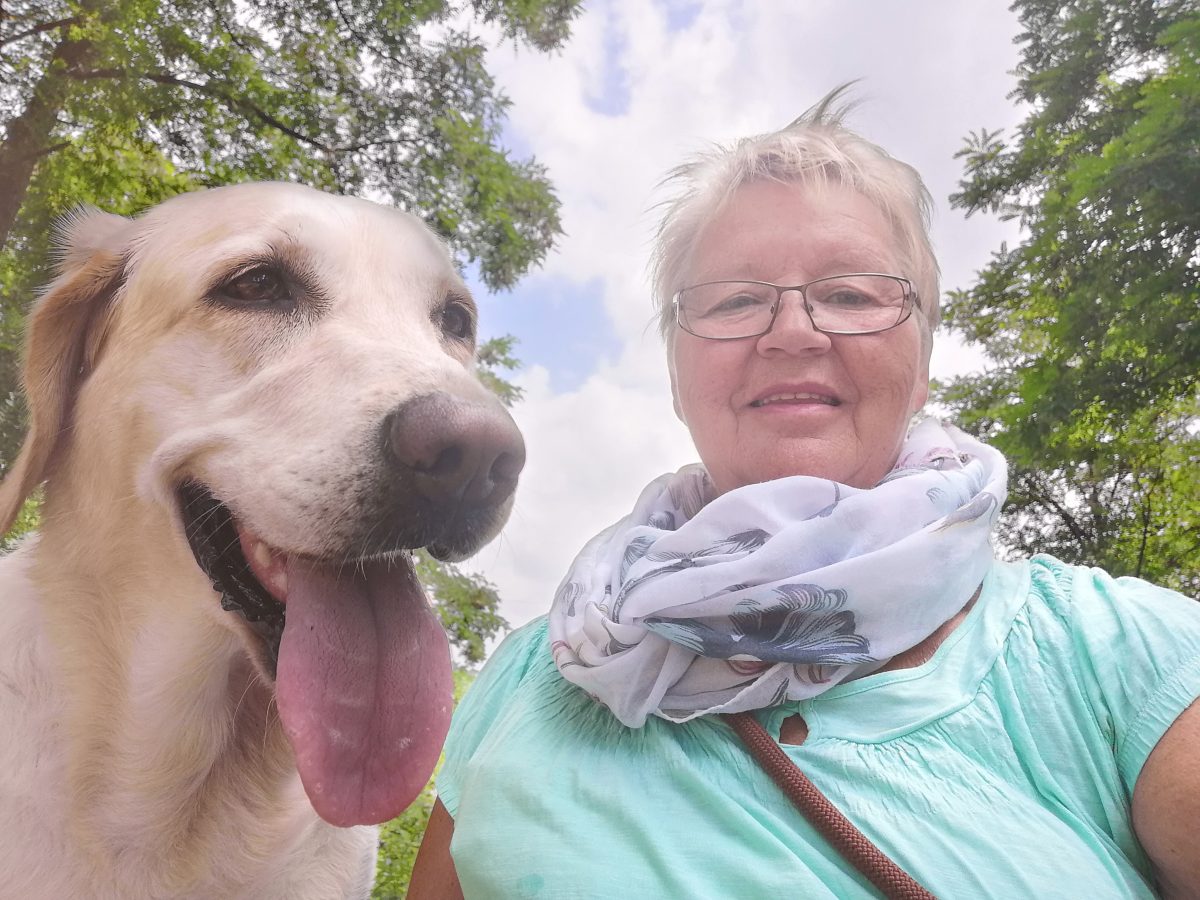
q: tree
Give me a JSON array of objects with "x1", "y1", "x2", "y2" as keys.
[
  {"x1": 0, "y1": 0, "x2": 579, "y2": 466},
  {"x1": 371, "y1": 667, "x2": 475, "y2": 898},
  {"x1": 942, "y1": 0, "x2": 1200, "y2": 595},
  {"x1": 0, "y1": 0, "x2": 578, "y2": 267}
]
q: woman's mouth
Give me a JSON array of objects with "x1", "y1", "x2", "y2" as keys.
[{"x1": 750, "y1": 391, "x2": 841, "y2": 408}]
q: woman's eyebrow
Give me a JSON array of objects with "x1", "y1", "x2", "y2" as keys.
[
  {"x1": 706, "y1": 255, "x2": 897, "y2": 281},
  {"x1": 814, "y1": 249, "x2": 896, "y2": 273}
]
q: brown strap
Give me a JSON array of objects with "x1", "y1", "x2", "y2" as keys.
[{"x1": 723, "y1": 712, "x2": 937, "y2": 900}]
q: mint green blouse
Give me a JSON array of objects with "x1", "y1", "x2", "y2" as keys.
[{"x1": 438, "y1": 557, "x2": 1200, "y2": 898}]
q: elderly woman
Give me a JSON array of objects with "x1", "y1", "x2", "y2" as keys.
[{"x1": 409, "y1": 95, "x2": 1200, "y2": 898}]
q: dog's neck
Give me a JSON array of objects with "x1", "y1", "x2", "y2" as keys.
[{"x1": 31, "y1": 467, "x2": 319, "y2": 895}]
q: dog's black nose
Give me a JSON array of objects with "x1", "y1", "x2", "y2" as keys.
[{"x1": 386, "y1": 391, "x2": 526, "y2": 506}]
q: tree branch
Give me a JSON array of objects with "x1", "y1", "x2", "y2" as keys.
[
  {"x1": 0, "y1": 15, "x2": 81, "y2": 47},
  {"x1": 67, "y1": 66, "x2": 416, "y2": 155},
  {"x1": 336, "y1": 137, "x2": 416, "y2": 152},
  {"x1": 1136, "y1": 493, "x2": 1151, "y2": 579},
  {"x1": 35, "y1": 139, "x2": 70, "y2": 159},
  {"x1": 331, "y1": 0, "x2": 418, "y2": 73},
  {"x1": 208, "y1": 5, "x2": 259, "y2": 59},
  {"x1": 1026, "y1": 475, "x2": 1093, "y2": 546},
  {"x1": 69, "y1": 67, "x2": 336, "y2": 152},
  {"x1": 0, "y1": 34, "x2": 94, "y2": 249}
]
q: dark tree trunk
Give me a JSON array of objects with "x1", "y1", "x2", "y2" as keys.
[{"x1": 0, "y1": 36, "x2": 92, "y2": 252}]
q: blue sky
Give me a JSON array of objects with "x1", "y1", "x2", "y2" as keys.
[
  {"x1": 473, "y1": 0, "x2": 726, "y2": 394},
  {"x1": 472, "y1": 272, "x2": 623, "y2": 392},
  {"x1": 469, "y1": 0, "x2": 1027, "y2": 629}
]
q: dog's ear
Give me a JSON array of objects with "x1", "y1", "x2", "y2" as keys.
[{"x1": 0, "y1": 207, "x2": 132, "y2": 536}]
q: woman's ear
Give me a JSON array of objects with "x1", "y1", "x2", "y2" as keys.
[
  {"x1": 0, "y1": 208, "x2": 132, "y2": 535},
  {"x1": 666, "y1": 333, "x2": 685, "y2": 422},
  {"x1": 911, "y1": 346, "x2": 931, "y2": 413},
  {"x1": 910, "y1": 314, "x2": 932, "y2": 414},
  {"x1": 910, "y1": 372, "x2": 930, "y2": 414}
]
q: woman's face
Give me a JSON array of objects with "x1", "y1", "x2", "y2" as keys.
[{"x1": 669, "y1": 180, "x2": 930, "y2": 495}]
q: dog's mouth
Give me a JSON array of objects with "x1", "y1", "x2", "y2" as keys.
[
  {"x1": 179, "y1": 483, "x2": 287, "y2": 665},
  {"x1": 178, "y1": 481, "x2": 453, "y2": 827}
]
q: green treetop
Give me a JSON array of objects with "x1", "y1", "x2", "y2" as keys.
[{"x1": 943, "y1": 0, "x2": 1199, "y2": 594}]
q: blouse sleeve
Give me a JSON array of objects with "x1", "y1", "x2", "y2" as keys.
[
  {"x1": 435, "y1": 617, "x2": 548, "y2": 817},
  {"x1": 1049, "y1": 559, "x2": 1200, "y2": 794}
]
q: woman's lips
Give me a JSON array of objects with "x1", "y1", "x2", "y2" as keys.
[
  {"x1": 749, "y1": 385, "x2": 842, "y2": 408},
  {"x1": 750, "y1": 392, "x2": 840, "y2": 408}
]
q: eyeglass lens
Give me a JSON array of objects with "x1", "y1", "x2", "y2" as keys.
[{"x1": 678, "y1": 275, "x2": 909, "y2": 338}]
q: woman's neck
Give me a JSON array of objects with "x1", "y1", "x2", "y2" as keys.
[
  {"x1": 778, "y1": 583, "x2": 983, "y2": 746},
  {"x1": 879, "y1": 583, "x2": 981, "y2": 673}
]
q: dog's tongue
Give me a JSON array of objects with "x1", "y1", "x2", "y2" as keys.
[{"x1": 275, "y1": 556, "x2": 452, "y2": 826}]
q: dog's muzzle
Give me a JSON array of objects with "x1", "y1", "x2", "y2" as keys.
[
  {"x1": 175, "y1": 389, "x2": 526, "y2": 827},
  {"x1": 178, "y1": 389, "x2": 525, "y2": 668}
]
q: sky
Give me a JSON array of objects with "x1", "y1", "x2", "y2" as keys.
[{"x1": 462, "y1": 0, "x2": 1028, "y2": 631}]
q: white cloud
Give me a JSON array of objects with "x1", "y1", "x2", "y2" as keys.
[
  {"x1": 471, "y1": 351, "x2": 694, "y2": 625},
  {"x1": 465, "y1": 0, "x2": 1027, "y2": 631}
]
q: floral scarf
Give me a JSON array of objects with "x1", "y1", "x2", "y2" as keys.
[{"x1": 547, "y1": 418, "x2": 1007, "y2": 727}]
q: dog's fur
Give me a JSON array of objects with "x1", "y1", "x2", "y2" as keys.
[{"x1": 0, "y1": 183, "x2": 521, "y2": 899}]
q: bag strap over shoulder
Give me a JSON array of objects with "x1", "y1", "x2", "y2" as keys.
[{"x1": 723, "y1": 712, "x2": 937, "y2": 900}]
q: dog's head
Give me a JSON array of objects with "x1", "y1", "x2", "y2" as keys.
[{"x1": 0, "y1": 182, "x2": 526, "y2": 825}]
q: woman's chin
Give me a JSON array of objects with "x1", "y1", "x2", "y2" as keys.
[{"x1": 710, "y1": 441, "x2": 893, "y2": 494}]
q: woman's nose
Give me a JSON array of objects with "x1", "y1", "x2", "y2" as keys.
[{"x1": 756, "y1": 290, "x2": 832, "y2": 355}]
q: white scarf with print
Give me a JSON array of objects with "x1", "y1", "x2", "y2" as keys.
[{"x1": 548, "y1": 418, "x2": 1007, "y2": 727}]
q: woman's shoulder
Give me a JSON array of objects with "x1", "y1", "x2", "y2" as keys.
[
  {"x1": 483, "y1": 615, "x2": 552, "y2": 679},
  {"x1": 1016, "y1": 554, "x2": 1200, "y2": 636},
  {"x1": 1001, "y1": 554, "x2": 1200, "y2": 787},
  {"x1": 452, "y1": 616, "x2": 553, "y2": 724},
  {"x1": 451, "y1": 613, "x2": 670, "y2": 749},
  {"x1": 996, "y1": 553, "x2": 1200, "y2": 685},
  {"x1": 438, "y1": 617, "x2": 552, "y2": 812}
]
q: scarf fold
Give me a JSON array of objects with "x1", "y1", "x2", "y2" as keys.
[{"x1": 548, "y1": 419, "x2": 1008, "y2": 727}]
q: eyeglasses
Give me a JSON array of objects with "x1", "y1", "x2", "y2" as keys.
[{"x1": 672, "y1": 273, "x2": 919, "y2": 340}]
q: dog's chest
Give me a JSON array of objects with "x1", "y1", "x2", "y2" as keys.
[
  {"x1": 0, "y1": 555, "x2": 79, "y2": 897},
  {"x1": 0, "y1": 554, "x2": 67, "y2": 794},
  {"x1": 0, "y1": 551, "x2": 377, "y2": 899}
]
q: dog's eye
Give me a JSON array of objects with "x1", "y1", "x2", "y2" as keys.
[
  {"x1": 439, "y1": 298, "x2": 475, "y2": 342},
  {"x1": 219, "y1": 266, "x2": 292, "y2": 308}
]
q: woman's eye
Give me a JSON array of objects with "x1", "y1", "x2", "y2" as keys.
[
  {"x1": 440, "y1": 300, "x2": 475, "y2": 340},
  {"x1": 708, "y1": 293, "x2": 768, "y2": 316},
  {"x1": 823, "y1": 289, "x2": 874, "y2": 308},
  {"x1": 219, "y1": 266, "x2": 291, "y2": 307}
]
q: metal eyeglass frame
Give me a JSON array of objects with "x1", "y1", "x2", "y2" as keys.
[{"x1": 672, "y1": 273, "x2": 921, "y2": 340}]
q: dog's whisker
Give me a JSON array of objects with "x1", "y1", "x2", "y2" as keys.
[
  {"x1": 259, "y1": 696, "x2": 280, "y2": 760},
  {"x1": 231, "y1": 671, "x2": 259, "y2": 723},
  {"x1": 216, "y1": 534, "x2": 245, "y2": 561}
]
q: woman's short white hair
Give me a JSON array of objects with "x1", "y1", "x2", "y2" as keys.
[{"x1": 651, "y1": 85, "x2": 940, "y2": 352}]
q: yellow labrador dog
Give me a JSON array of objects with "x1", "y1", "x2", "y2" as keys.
[{"x1": 0, "y1": 183, "x2": 524, "y2": 899}]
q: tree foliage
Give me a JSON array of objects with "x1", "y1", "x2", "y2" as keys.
[
  {"x1": 417, "y1": 550, "x2": 507, "y2": 664},
  {"x1": 0, "y1": 0, "x2": 577, "y2": 278},
  {"x1": 0, "y1": 0, "x2": 579, "y2": 467},
  {"x1": 371, "y1": 667, "x2": 475, "y2": 899},
  {"x1": 942, "y1": 0, "x2": 1199, "y2": 594}
]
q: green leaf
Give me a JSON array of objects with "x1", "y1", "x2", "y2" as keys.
[{"x1": 946, "y1": 0, "x2": 1199, "y2": 595}]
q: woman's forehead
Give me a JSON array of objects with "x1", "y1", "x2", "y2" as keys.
[{"x1": 688, "y1": 180, "x2": 902, "y2": 278}]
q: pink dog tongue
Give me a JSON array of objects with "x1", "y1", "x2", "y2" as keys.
[{"x1": 275, "y1": 556, "x2": 452, "y2": 826}]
